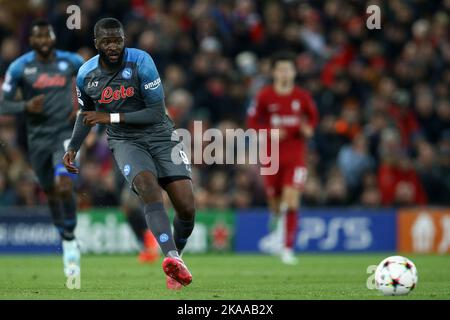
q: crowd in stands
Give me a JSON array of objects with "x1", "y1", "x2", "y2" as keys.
[{"x1": 0, "y1": 0, "x2": 449, "y2": 209}]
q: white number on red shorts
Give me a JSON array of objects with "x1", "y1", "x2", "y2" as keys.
[{"x1": 293, "y1": 167, "x2": 308, "y2": 185}]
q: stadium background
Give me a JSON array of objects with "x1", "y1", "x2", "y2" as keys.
[{"x1": 0, "y1": 0, "x2": 449, "y2": 258}]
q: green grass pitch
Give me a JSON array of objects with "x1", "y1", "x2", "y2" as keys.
[{"x1": 0, "y1": 254, "x2": 449, "y2": 299}]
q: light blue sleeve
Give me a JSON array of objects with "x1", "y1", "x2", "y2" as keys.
[
  {"x1": 75, "y1": 72, "x2": 94, "y2": 111},
  {"x1": 69, "y1": 53, "x2": 85, "y2": 74},
  {"x1": 137, "y1": 52, "x2": 164, "y2": 105},
  {"x1": 1, "y1": 58, "x2": 24, "y2": 100},
  {"x1": 0, "y1": 58, "x2": 26, "y2": 114}
]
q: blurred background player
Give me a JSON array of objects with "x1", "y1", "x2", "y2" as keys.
[
  {"x1": 247, "y1": 51, "x2": 319, "y2": 264},
  {"x1": 63, "y1": 18, "x2": 195, "y2": 289},
  {"x1": 0, "y1": 20, "x2": 84, "y2": 276}
]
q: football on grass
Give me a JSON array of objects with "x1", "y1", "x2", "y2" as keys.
[{"x1": 375, "y1": 256, "x2": 418, "y2": 296}]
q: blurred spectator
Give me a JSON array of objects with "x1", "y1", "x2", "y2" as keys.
[
  {"x1": 167, "y1": 88, "x2": 194, "y2": 128},
  {"x1": 359, "y1": 171, "x2": 382, "y2": 207},
  {"x1": 337, "y1": 133, "x2": 374, "y2": 193},
  {"x1": 0, "y1": 170, "x2": 15, "y2": 205},
  {"x1": 302, "y1": 174, "x2": 322, "y2": 206},
  {"x1": 360, "y1": 187, "x2": 382, "y2": 207},
  {"x1": 377, "y1": 130, "x2": 427, "y2": 206},
  {"x1": 324, "y1": 167, "x2": 349, "y2": 206},
  {"x1": 436, "y1": 131, "x2": 450, "y2": 205},
  {"x1": 416, "y1": 140, "x2": 446, "y2": 204},
  {"x1": 314, "y1": 114, "x2": 345, "y2": 173},
  {"x1": 14, "y1": 170, "x2": 41, "y2": 206}
]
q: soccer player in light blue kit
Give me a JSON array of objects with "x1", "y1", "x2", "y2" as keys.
[
  {"x1": 63, "y1": 18, "x2": 195, "y2": 289},
  {"x1": 0, "y1": 20, "x2": 84, "y2": 277}
]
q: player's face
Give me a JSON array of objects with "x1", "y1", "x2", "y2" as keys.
[
  {"x1": 273, "y1": 61, "x2": 296, "y2": 86},
  {"x1": 95, "y1": 28, "x2": 125, "y2": 66},
  {"x1": 30, "y1": 26, "x2": 56, "y2": 58}
]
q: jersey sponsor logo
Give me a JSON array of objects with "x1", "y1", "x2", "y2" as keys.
[
  {"x1": 270, "y1": 115, "x2": 299, "y2": 127},
  {"x1": 144, "y1": 78, "x2": 161, "y2": 90},
  {"x1": 98, "y1": 85, "x2": 135, "y2": 104},
  {"x1": 24, "y1": 67, "x2": 38, "y2": 75},
  {"x1": 32, "y1": 73, "x2": 67, "y2": 89},
  {"x1": 58, "y1": 61, "x2": 69, "y2": 71},
  {"x1": 121, "y1": 68, "x2": 132, "y2": 79}
]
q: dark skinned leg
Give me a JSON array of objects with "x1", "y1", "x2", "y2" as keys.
[
  {"x1": 45, "y1": 186, "x2": 69, "y2": 240},
  {"x1": 55, "y1": 175, "x2": 77, "y2": 240},
  {"x1": 163, "y1": 179, "x2": 196, "y2": 253}
]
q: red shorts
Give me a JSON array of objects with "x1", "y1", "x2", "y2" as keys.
[{"x1": 263, "y1": 165, "x2": 308, "y2": 198}]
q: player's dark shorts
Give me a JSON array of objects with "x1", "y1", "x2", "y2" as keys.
[
  {"x1": 109, "y1": 135, "x2": 192, "y2": 192},
  {"x1": 28, "y1": 131, "x2": 76, "y2": 191}
]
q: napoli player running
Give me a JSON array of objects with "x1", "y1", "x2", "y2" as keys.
[
  {"x1": 63, "y1": 18, "x2": 195, "y2": 289},
  {"x1": 0, "y1": 20, "x2": 84, "y2": 276},
  {"x1": 247, "y1": 52, "x2": 319, "y2": 265}
]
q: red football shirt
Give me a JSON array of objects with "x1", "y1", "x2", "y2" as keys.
[{"x1": 247, "y1": 85, "x2": 319, "y2": 166}]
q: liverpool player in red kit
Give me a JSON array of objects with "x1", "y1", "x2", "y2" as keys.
[{"x1": 247, "y1": 52, "x2": 319, "y2": 264}]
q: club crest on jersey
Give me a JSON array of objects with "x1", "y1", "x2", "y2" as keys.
[
  {"x1": 123, "y1": 164, "x2": 131, "y2": 176},
  {"x1": 292, "y1": 100, "x2": 301, "y2": 112},
  {"x1": 159, "y1": 233, "x2": 169, "y2": 243},
  {"x1": 98, "y1": 85, "x2": 135, "y2": 104},
  {"x1": 122, "y1": 68, "x2": 132, "y2": 79},
  {"x1": 58, "y1": 61, "x2": 69, "y2": 71}
]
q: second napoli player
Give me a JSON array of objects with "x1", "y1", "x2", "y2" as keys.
[
  {"x1": 0, "y1": 20, "x2": 84, "y2": 277},
  {"x1": 63, "y1": 18, "x2": 195, "y2": 289}
]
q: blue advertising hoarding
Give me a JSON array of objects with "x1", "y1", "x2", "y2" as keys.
[
  {"x1": 236, "y1": 208, "x2": 397, "y2": 252},
  {"x1": 0, "y1": 208, "x2": 60, "y2": 253},
  {"x1": 1, "y1": 207, "x2": 398, "y2": 253}
]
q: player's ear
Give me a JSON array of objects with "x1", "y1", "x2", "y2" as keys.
[
  {"x1": 94, "y1": 38, "x2": 98, "y2": 50},
  {"x1": 29, "y1": 36, "x2": 35, "y2": 49}
]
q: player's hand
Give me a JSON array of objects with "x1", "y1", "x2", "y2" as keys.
[
  {"x1": 300, "y1": 125, "x2": 313, "y2": 138},
  {"x1": 299, "y1": 118, "x2": 313, "y2": 138},
  {"x1": 63, "y1": 150, "x2": 79, "y2": 174},
  {"x1": 82, "y1": 111, "x2": 110, "y2": 125},
  {"x1": 25, "y1": 94, "x2": 45, "y2": 113}
]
